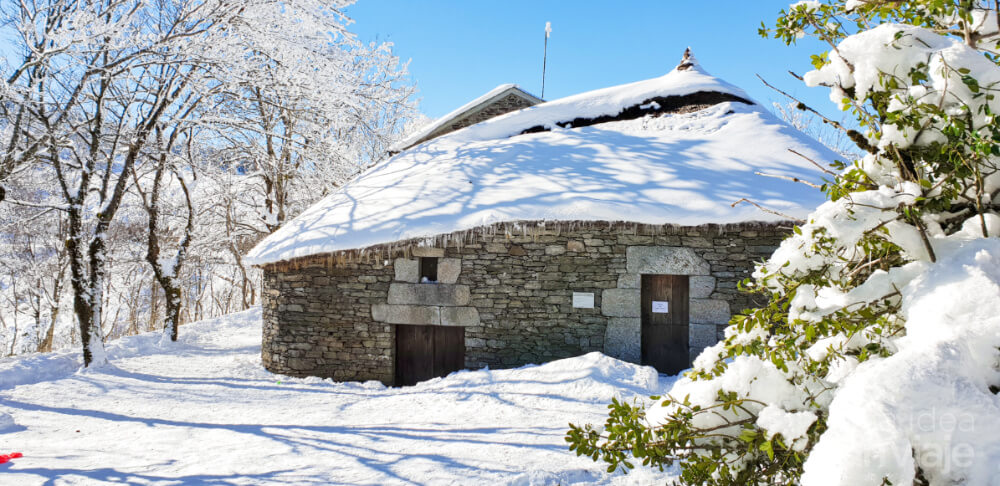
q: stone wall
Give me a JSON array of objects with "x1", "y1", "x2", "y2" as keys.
[
  {"x1": 262, "y1": 261, "x2": 396, "y2": 383},
  {"x1": 261, "y1": 222, "x2": 788, "y2": 384}
]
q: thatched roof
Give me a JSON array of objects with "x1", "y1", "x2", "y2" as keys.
[{"x1": 246, "y1": 51, "x2": 838, "y2": 267}]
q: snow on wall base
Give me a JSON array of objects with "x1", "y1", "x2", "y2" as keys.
[{"x1": 261, "y1": 222, "x2": 789, "y2": 385}]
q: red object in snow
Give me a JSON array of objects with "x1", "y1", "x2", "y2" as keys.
[{"x1": 0, "y1": 452, "x2": 22, "y2": 464}]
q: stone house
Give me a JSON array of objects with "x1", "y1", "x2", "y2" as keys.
[{"x1": 246, "y1": 52, "x2": 837, "y2": 386}]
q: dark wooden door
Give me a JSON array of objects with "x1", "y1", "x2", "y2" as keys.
[
  {"x1": 395, "y1": 325, "x2": 465, "y2": 386},
  {"x1": 641, "y1": 275, "x2": 689, "y2": 375}
]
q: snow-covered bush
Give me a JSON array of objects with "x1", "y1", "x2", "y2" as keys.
[{"x1": 567, "y1": 2, "x2": 1000, "y2": 484}]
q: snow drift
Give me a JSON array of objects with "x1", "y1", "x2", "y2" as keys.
[
  {"x1": 801, "y1": 239, "x2": 1000, "y2": 485},
  {"x1": 0, "y1": 308, "x2": 676, "y2": 485}
]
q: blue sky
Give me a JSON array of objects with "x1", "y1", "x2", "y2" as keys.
[{"x1": 343, "y1": 1, "x2": 841, "y2": 121}]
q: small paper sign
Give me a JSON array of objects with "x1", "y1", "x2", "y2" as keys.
[
  {"x1": 652, "y1": 301, "x2": 669, "y2": 313},
  {"x1": 572, "y1": 292, "x2": 594, "y2": 309}
]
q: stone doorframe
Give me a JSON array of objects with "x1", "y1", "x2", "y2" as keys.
[{"x1": 602, "y1": 246, "x2": 730, "y2": 364}]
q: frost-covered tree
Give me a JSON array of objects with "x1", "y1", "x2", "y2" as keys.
[
  {"x1": 0, "y1": 0, "x2": 415, "y2": 363},
  {"x1": 0, "y1": 194, "x2": 69, "y2": 355},
  {"x1": 132, "y1": 127, "x2": 196, "y2": 343},
  {"x1": 568, "y1": 2, "x2": 1000, "y2": 484},
  {"x1": 204, "y1": 0, "x2": 414, "y2": 232},
  {"x1": 13, "y1": 0, "x2": 240, "y2": 366}
]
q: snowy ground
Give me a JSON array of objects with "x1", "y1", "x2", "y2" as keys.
[{"x1": 0, "y1": 309, "x2": 677, "y2": 485}]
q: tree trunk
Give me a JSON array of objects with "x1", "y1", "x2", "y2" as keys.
[
  {"x1": 66, "y1": 206, "x2": 103, "y2": 368},
  {"x1": 141, "y1": 134, "x2": 195, "y2": 342},
  {"x1": 85, "y1": 231, "x2": 111, "y2": 366},
  {"x1": 148, "y1": 281, "x2": 161, "y2": 332},
  {"x1": 38, "y1": 259, "x2": 65, "y2": 353},
  {"x1": 162, "y1": 282, "x2": 182, "y2": 342},
  {"x1": 64, "y1": 186, "x2": 110, "y2": 367},
  {"x1": 37, "y1": 309, "x2": 57, "y2": 353}
]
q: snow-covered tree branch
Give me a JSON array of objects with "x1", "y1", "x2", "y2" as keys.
[
  {"x1": 568, "y1": 2, "x2": 1000, "y2": 484},
  {"x1": 0, "y1": 0, "x2": 415, "y2": 364}
]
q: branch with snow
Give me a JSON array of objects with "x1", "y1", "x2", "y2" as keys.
[{"x1": 573, "y1": 2, "x2": 1000, "y2": 484}]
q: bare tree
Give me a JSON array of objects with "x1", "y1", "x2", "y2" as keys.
[
  {"x1": 133, "y1": 127, "x2": 196, "y2": 341},
  {"x1": 0, "y1": 0, "x2": 416, "y2": 359},
  {"x1": 206, "y1": 4, "x2": 415, "y2": 232},
  {"x1": 17, "y1": 0, "x2": 233, "y2": 365}
]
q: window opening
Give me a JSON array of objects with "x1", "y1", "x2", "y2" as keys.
[{"x1": 419, "y1": 257, "x2": 438, "y2": 283}]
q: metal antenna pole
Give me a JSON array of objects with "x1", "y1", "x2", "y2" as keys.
[{"x1": 542, "y1": 22, "x2": 551, "y2": 99}]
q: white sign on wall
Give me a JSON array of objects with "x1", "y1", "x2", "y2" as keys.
[
  {"x1": 652, "y1": 301, "x2": 669, "y2": 313},
  {"x1": 572, "y1": 292, "x2": 595, "y2": 309}
]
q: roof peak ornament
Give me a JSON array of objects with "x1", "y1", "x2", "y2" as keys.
[{"x1": 676, "y1": 47, "x2": 697, "y2": 71}]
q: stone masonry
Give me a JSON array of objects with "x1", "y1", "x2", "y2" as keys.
[
  {"x1": 262, "y1": 261, "x2": 396, "y2": 383},
  {"x1": 261, "y1": 223, "x2": 788, "y2": 385}
]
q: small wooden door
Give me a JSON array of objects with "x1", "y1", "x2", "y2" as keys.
[
  {"x1": 641, "y1": 275, "x2": 689, "y2": 375},
  {"x1": 395, "y1": 325, "x2": 465, "y2": 386}
]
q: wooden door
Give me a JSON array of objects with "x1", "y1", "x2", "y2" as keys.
[
  {"x1": 641, "y1": 275, "x2": 689, "y2": 375},
  {"x1": 432, "y1": 326, "x2": 464, "y2": 378},
  {"x1": 395, "y1": 325, "x2": 465, "y2": 386}
]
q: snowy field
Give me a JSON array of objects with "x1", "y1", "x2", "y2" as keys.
[{"x1": 0, "y1": 309, "x2": 676, "y2": 485}]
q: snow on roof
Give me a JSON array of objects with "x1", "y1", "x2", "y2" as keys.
[
  {"x1": 246, "y1": 62, "x2": 842, "y2": 266},
  {"x1": 388, "y1": 84, "x2": 542, "y2": 153},
  {"x1": 446, "y1": 58, "x2": 748, "y2": 144}
]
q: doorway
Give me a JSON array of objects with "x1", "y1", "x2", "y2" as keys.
[
  {"x1": 641, "y1": 274, "x2": 689, "y2": 375},
  {"x1": 394, "y1": 325, "x2": 465, "y2": 386}
]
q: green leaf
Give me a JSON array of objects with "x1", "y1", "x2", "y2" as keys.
[{"x1": 760, "y1": 440, "x2": 775, "y2": 461}]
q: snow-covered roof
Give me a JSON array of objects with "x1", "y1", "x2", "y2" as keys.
[
  {"x1": 389, "y1": 84, "x2": 543, "y2": 153},
  {"x1": 247, "y1": 58, "x2": 842, "y2": 266}
]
